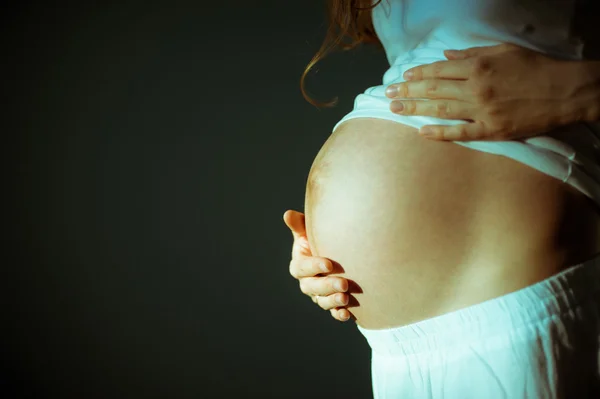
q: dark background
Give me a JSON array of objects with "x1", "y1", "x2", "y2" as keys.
[{"x1": 4, "y1": 1, "x2": 388, "y2": 398}]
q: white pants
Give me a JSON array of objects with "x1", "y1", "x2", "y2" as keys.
[{"x1": 357, "y1": 254, "x2": 600, "y2": 399}]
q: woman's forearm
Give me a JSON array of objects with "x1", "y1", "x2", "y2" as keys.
[{"x1": 568, "y1": 60, "x2": 600, "y2": 123}]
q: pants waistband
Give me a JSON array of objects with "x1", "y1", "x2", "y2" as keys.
[{"x1": 356, "y1": 254, "x2": 600, "y2": 356}]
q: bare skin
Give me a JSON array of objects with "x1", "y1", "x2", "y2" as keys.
[
  {"x1": 300, "y1": 117, "x2": 600, "y2": 329},
  {"x1": 286, "y1": 44, "x2": 600, "y2": 325}
]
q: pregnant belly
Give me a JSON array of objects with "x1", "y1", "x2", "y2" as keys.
[{"x1": 304, "y1": 118, "x2": 600, "y2": 329}]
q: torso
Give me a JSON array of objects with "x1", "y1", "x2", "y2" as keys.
[{"x1": 304, "y1": 118, "x2": 600, "y2": 329}]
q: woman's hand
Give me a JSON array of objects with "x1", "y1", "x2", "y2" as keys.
[
  {"x1": 385, "y1": 43, "x2": 590, "y2": 141},
  {"x1": 283, "y1": 210, "x2": 352, "y2": 322}
]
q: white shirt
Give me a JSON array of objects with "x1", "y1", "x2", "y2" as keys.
[{"x1": 333, "y1": 0, "x2": 600, "y2": 209}]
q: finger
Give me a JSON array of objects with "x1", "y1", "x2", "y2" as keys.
[
  {"x1": 444, "y1": 44, "x2": 509, "y2": 60},
  {"x1": 299, "y1": 276, "x2": 348, "y2": 296},
  {"x1": 283, "y1": 210, "x2": 312, "y2": 258},
  {"x1": 313, "y1": 292, "x2": 349, "y2": 311},
  {"x1": 330, "y1": 308, "x2": 351, "y2": 322},
  {"x1": 289, "y1": 256, "x2": 332, "y2": 279},
  {"x1": 391, "y1": 99, "x2": 475, "y2": 120},
  {"x1": 387, "y1": 79, "x2": 469, "y2": 100},
  {"x1": 283, "y1": 209, "x2": 306, "y2": 241},
  {"x1": 419, "y1": 121, "x2": 493, "y2": 141},
  {"x1": 402, "y1": 59, "x2": 471, "y2": 81}
]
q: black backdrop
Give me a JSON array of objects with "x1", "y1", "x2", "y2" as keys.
[{"x1": 4, "y1": 1, "x2": 389, "y2": 398}]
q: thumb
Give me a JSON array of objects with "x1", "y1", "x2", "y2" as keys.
[
  {"x1": 283, "y1": 210, "x2": 312, "y2": 256},
  {"x1": 283, "y1": 210, "x2": 309, "y2": 247}
]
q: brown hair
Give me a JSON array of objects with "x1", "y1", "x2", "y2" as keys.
[{"x1": 301, "y1": 0, "x2": 383, "y2": 107}]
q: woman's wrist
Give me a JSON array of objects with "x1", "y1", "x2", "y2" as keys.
[{"x1": 565, "y1": 60, "x2": 600, "y2": 123}]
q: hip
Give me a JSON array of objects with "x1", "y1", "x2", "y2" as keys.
[{"x1": 361, "y1": 255, "x2": 600, "y2": 399}]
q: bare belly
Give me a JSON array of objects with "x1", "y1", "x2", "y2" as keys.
[{"x1": 304, "y1": 118, "x2": 600, "y2": 329}]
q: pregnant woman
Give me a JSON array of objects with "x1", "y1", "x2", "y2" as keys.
[{"x1": 285, "y1": 0, "x2": 600, "y2": 397}]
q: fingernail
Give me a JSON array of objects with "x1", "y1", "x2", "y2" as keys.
[
  {"x1": 334, "y1": 280, "x2": 346, "y2": 291},
  {"x1": 385, "y1": 86, "x2": 398, "y2": 97},
  {"x1": 320, "y1": 262, "x2": 330, "y2": 273},
  {"x1": 337, "y1": 295, "x2": 347, "y2": 306},
  {"x1": 403, "y1": 70, "x2": 414, "y2": 80},
  {"x1": 390, "y1": 101, "x2": 404, "y2": 113}
]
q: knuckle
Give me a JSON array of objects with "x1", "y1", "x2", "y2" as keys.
[
  {"x1": 456, "y1": 124, "x2": 469, "y2": 139},
  {"x1": 400, "y1": 82, "x2": 409, "y2": 97},
  {"x1": 407, "y1": 67, "x2": 421, "y2": 81},
  {"x1": 467, "y1": 122, "x2": 485, "y2": 139},
  {"x1": 435, "y1": 101, "x2": 449, "y2": 118},
  {"x1": 462, "y1": 48, "x2": 475, "y2": 57},
  {"x1": 412, "y1": 67, "x2": 422, "y2": 80},
  {"x1": 406, "y1": 101, "x2": 417, "y2": 114},
  {"x1": 426, "y1": 80, "x2": 438, "y2": 94},
  {"x1": 325, "y1": 277, "x2": 335, "y2": 293},
  {"x1": 320, "y1": 299, "x2": 333, "y2": 310},
  {"x1": 473, "y1": 56, "x2": 493, "y2": 75},
  {"x1": 432, "y1": 61, "x2": 444, "y2": 77},
  {"x1": 496, "y1": 121, "x2": 515, "y2": 139},
  {"x1": 327, "y1": 277, "x2": 339, "y2": 292},
  {"x1": 486, "y1": 104, "x2": 502, "y2": 116},
  {"x1": 315, "y1": 295, "x2": 327, "y2": 310},
  {"x1": 313, "y1": 260, "x2": 323, "y2": 274}
]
